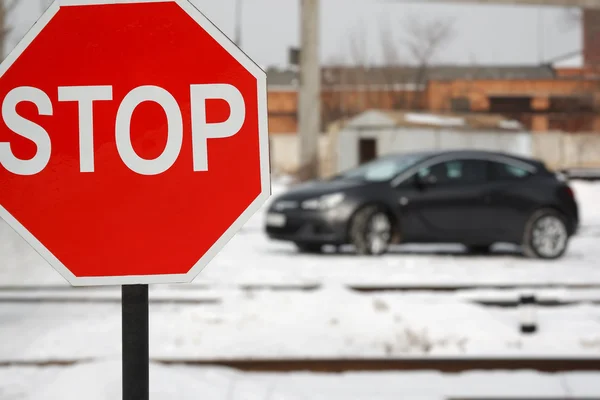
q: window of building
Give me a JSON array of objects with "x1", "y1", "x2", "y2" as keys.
[
  {"x1": 450, "y1": 97, "x2": 471, "y2": 112},
  {"x1": 549, "y1": 96, "x2": 595, "y2": 113},
  {"x1": 489, "y1": 96, "x2": 533, "y2": 113}
]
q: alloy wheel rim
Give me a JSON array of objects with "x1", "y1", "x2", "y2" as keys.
[
  {"x1": 532, "y1": 215, "x2": 568, "y2": 258},
  {"x1": 367, "y1": 213, "x2": 391, "y2": 255}
]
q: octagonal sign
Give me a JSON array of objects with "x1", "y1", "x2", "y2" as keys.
[{"x1": 0, "y1": 0, "x2": 270, "y2": 286}]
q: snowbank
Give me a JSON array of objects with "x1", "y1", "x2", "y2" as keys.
[
  {"x1": 2, "y1": 360, "x2": 600, "y2": 400},
  {"x1": 572, "y1": 180, "x2": 600, "y2": 227},
  {"x1": 1, "y1": 287, "x2": 599, "y2": 361},
  {"x1": 22, "y1": 360, "x2": 278, "y2": 400}
]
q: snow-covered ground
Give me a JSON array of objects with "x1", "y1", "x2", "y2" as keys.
[
  {"x1": 1, "y1": 179, "x2": 600, "y2": 398},
  {"x1": 2, "y1": 360, "x2": 600, "y2": 400},
  {"x1": 1, "y1": 287, "x2": 600, "y2": 362},
  {"x1": 0, "y1": 180, "x2": 599, "y2": 361},
  {"x1": 1, "y1": 180, "x2": 600, "y2": 288}
]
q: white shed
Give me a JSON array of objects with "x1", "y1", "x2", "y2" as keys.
[{"x1": 330, "y1": 110, "x2": 533, "y2": 175}]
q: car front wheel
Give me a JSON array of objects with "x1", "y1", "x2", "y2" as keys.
[
  {"x1": 350, "y1": 205, "x2": 393, "y2": 256},
  {"x1": 522, "y1": 209, "x2": 569, "y2": 260}
]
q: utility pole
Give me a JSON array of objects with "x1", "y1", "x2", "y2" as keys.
[
  {"x1": 298, "y1": 0, "x2": 321, "y2": 181},
  {"x1": 234, "y1": 0, "x2": 242, "y2": 48}
]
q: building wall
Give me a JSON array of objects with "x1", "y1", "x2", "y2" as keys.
[
  {"x1": 426, "y1": 79, "x2": 600, "y2": 111},
  {"x1": 267, "y1": 88, "x2": 419, "y2": 134},
  {"x1": 268, "y1": 90, "x2": 298, "y2": 134},
  {"x1": 269, "y1": 115, "x2": 297, "y2": 134},
  {"x1": 336, "y1": 127, "x2": 533, "y2": 174},
  {"x1": 426, "y1": 79, "x2": 600, "y2": 133},
  {"x1": 269, "y1": 133, "x2": 330, "y2": 176},
  {"x1": 334, "y1": 125, "x2": 600, "y2": 176},
  {"x1": 269, "y1": 78, "x2": 600, "y2": 135},
  {"x1": 533, "y1": 132, "x2": 600, "y2": 169}
]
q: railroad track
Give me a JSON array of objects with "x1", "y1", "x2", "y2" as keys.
[
  {"x1": 0, "y1": 297, "x2": 597, "y2": 308},
  {"x1": 2, "y1": 283, "x2": 600, "y2": 292},
  {"x1": 2, "y1": 283, "x2": 600, "y2": 307},
  {"x1": 348, "y1": 283, "x2": 600, "y2": 292},
  {"x1": 155, "y1": 358, "x2": 600, "y2": 373},
  {"x1": 0, "y1": 297, "x2": 220, "y2": 305},
  {"x1": 1, "y1": 358, "x2": 599, "y2": 373}
]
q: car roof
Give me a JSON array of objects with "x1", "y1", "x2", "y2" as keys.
[{"x1": 387, "y1": 149, "x2": 544, "y2": 167}]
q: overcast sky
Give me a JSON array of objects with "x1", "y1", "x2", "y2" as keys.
[{"x1": 12, "y1": 1, "x2": 582, "y2": 69}]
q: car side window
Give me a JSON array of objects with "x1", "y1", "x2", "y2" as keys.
[
  {"x1": 489, "y1": 161, "x2": 532, "y2": 181},
  {"x1": 418, "y1": 159, "x2": 487, "y2": 186}
]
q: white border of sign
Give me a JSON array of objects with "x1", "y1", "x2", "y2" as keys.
[{"x1": 0, "y1": 0, "x2": 271, "y2": 286}]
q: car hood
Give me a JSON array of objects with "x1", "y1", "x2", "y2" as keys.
[{"x1": 277, "y1": 178, "x2": 372, "y2": 200}]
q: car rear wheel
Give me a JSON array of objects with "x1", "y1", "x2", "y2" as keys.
[
  {"x1": 295, "y1": 243, "x2": 323, "y2": 254},
  {"x1": 350, "y1": 205, "x2": 393, "y2": 256},
  {"x1": 522, "y1": 209, "x2": 569, "y2": 260}
]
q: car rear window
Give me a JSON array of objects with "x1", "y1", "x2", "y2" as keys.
[{"x1": 489, "y1": 161, "x2": 532, "y2": 181}]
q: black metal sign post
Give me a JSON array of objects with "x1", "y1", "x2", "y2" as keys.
[{"x1": 122, "y1": 285, "x2": 150, "y2": 400}]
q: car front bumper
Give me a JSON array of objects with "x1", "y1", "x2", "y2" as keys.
[{"x1": 264, "y1": 206, "x2": 353, "y2": 245}]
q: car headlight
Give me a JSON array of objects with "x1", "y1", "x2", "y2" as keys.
[{"x1": 301, "y1": 193, "x2": 345, "y2": 210}]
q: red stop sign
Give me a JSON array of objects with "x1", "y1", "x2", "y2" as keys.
[{"x1": 0, "y1": 0, "x2": 271, "y2": 286}]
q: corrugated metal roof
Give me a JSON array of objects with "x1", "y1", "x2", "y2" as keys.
[{"x1": 266, "y1": 65, "x2": 556, "y2": 88}]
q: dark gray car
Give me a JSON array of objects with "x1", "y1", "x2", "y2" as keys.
[{"x1": 265, "y1": 150, "x2": 579, "y2": 259}]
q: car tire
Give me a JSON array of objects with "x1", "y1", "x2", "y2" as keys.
[
  {"x1": 466, "y1": 245, "x2": 493, "y2": 255},
  {"x1": 295, "y1": 243, "x2": 323, "y2": 254},
  {"x1": 522, "y1": 208, "x2": 569, "y2": 260},
  {"x1": 350, "y1": 205, "x2": 393, "y2": 256}
]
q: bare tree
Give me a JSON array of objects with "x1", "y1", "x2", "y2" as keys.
[
  {"x1": 402, "y1": 14, "x2": 455, "y2": 109},
  {"x1": 376, "y1": 14, "x2": 456, "y2": 111},
  {"x1": 378, "y1": 16, "x2": 414, "y2": 110},
  {"x1": 347, "y1": 21, "x2": 372, "y2": 112},
  {"x1": 324, "y1": 14, "x2": 456, "y2": 127},
  {"x1": 321, "y1": 21, "x2": 375, "y2": 130},
  {"x1": 321, "y1": 54, "x2": 350, "y2": 132}
]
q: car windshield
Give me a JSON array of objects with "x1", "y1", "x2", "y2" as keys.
[{"x1": 337, "y1": 154, "x2": 426, "y2": 182}]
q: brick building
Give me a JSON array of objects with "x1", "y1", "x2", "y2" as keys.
[
  {"x1": 426, "y1": 77, "x2": 600, "y2": 133},
  {"x1": 266, "y1": 9, "x2": 600, "y2": 136},
  {"x1": 267, "y1": 65, "x2": 594, "y2": 134}
]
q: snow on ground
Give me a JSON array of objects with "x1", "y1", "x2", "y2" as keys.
[
  {"x1": 0, "y1": 362, "x2": 271, "y2": 400},
  {"x1": 1, "y1": 180, "x2": 599, "y2": 397},
  {"x1": 1, "y1": 360, "x2": 600, "y2": 400},
  {"x1": 573, "y1": 180, "x2": 600, "y2": 226},
  {"x1": 1, "y1": 286, "x2": 600, "y2": 362},
  {"x1": 197, "y1": 180, "x2": 600, "y2": 287},
  {"x1": 0, "y1": 180, "x2": 599, "y2": 360},
  {"x1": 1, "y1": 180, "x2": 600, "y2": 288}
]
